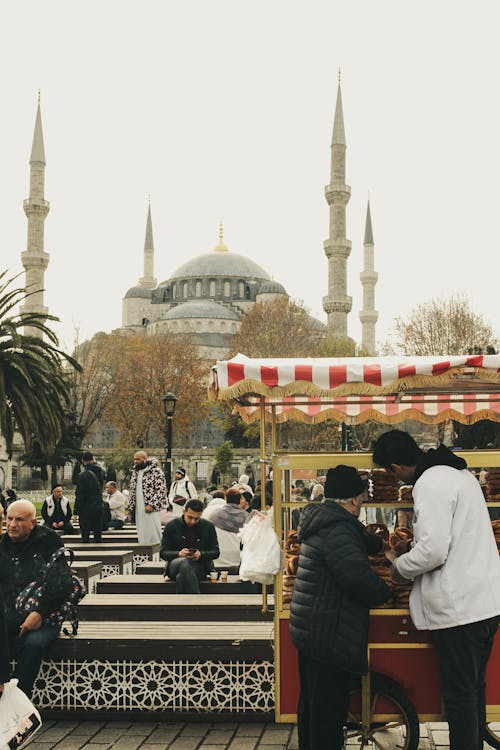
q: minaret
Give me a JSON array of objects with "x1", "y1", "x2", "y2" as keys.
[
  {"x1": 138, "y1": 201, "x2": 157, "y2": 289},
  {"x1": 359, "y1": 199, "x2": 378, "y2": 354},
  {"x1": 21, "y1": 94, "x2": 50, "y2": 335},
  {"x1": 322, "y1": 73, "x2": 352, "y2": 338}
]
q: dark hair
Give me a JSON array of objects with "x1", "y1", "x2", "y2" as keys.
[
  {"x1": 51, "y1": 484, "x2": 63, "y2": 492},
  {"x1": 372, "y1": 430, "x2": 422, "y2": 469},
  {"x1": 82, "y1": 451, "x2": 94, "y2": 462},
  {"x1": 241, "y1": 491, "x2": 253, "y2": 504},
  {"x1": 212, "y1": 490, "x2": 226, "y2": 499},
  {"x1": 225, "y1": 488, "x2": 242, "y2": 505},
  {"x1": 185, "y1": 498, "x2": 204, "y2": 513}
]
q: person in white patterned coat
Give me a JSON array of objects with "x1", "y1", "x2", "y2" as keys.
[{"x1": 128, "y1": 451, "x2": 167, "y2": 544}]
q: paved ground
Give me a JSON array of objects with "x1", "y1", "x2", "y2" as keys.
[{"x1": 27, "y1": 719, "x2": 462, "y2": 750}]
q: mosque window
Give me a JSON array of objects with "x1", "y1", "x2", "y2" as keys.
[
  {"x1": 195, "y1": 281, "x2": 202, "y2": 297},
  {"x1": 245, "y1": 285, "x2": 251, "y2": 299},
  {"x1": 172, "y1": 283, "x2": 177, "y2": 299},
  {"x1": 183, "y1": 283, "x2": 188, "y2": 299},
  {"x1": 224, "y1": 281, "x2": 231, "y2": 297},
  {"x1": 209, "y1": 280, "x2": 216, "y2": 297}
]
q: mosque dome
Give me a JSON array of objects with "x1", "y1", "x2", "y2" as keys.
[
  {"x1": 163, "y1": 300, "x2": 240, "y2": 321},
  {"x1": 124, "y1": 286, "x2": 153, "y2": 299},
  {"x1": 161, "y1": 251, "x2": 270, "y2": 286},
  {"x1": 258, "y1": 280, "x2": 287, "y2": 295}
]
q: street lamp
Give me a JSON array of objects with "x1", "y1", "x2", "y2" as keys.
[{"x1": 162, "y1": 392, "x2": 177, "y2": 491}]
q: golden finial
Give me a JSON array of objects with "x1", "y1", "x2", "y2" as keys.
[
  {"x1": 213, "y1": 218, "x2": 228, "y2": 252},
  {"x1": 37, "y1": 89, "x2": 41, "y2": 104},
  {"x1": 338, "y1": 68, "x2": 341, "y2": 85}
]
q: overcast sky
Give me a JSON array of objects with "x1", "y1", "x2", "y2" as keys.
[{"x1": 1, "y1": 1, "x2": 499, "y2": 355}]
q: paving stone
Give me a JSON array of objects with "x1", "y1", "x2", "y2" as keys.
[
  {"x1": 127, "y1": 722, "x2": 159, "y2": 732},
  {"x1": 53, "y1": 739, "x2": 91, "y2": 750},
  {"x1": 178, "y1": 724, "x2": 211, "y2": 736},
  {"x1": 228, "y1": 738, "x2": 257, "y2": 750},
  {"x1": 36, "y1": 730, "x2": 74, "y2": 743},
  {"x1": 259, "y1": 730, "x2": 290, "y2": 745},
  {"x1": 25, "y1": 744, "x2": 54, "y2": 750},
  {"x1": 148, "y1": 728, "x2": 184, "y2": 741},
  {"x1": 431, "y1": 730, "x2": 450, "y2": 746},
  {"x1": 73, "y1": 745, "x2": 112, "y2": 750},
  {"x1": 233, "y1": 725, "x2": 265, "y2": 737},
  {"x1": 202, "y1": 731, "x2": 235, "y2": 744},
  {"x1": 104, "y1": 722, "x2": 133, "y2": 729},
  {"x1": 197, "y1": 746, "x2": 227, "y2": 750},
  {"x1": 287, "y1": 726, "x2": 298, "y2": 750},
  {"x1": 90, "y1": 729, "x2": 127, "y2": 743},
  {"x1": 69, "y1": 724, "x2": 107, "y2": 736},
  {"x1": 168, "y1": 739, "x2": 203, "y2": 750},
  {"x1": 111, "y1": 738, "x2": 147, "y2": 750}
]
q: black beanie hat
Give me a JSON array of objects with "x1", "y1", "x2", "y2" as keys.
[
  {"x1": 324, "y1": 465, "x2": 366, "y2": 499},
  {"x1": 176, "y1": 467, "x2": 186, "y2": 477}
]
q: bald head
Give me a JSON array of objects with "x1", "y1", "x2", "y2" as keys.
[
  {"x1": 6, "y1": 500, "x2": 37, "y2": 542},
  {"x1": 133, "y1": 451, "x2": 148, "y2": 469}
]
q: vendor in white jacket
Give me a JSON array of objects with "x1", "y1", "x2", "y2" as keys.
[{"x1": 373, "y1": 429, "x2": 500, "y2": 750}]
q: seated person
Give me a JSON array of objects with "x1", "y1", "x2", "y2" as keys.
[
  {"x1": 0, "y1": 500, "x2": 73, "y2": 697},
  {"x1": 104, "y1": 481, "x2": 126, "y2": 529},
  {"x1": 41, "y1": 485, "x2": 74, "y2": 533},
  {"x1": 202, "y1": 490, "x2": 226, "y2": 521},
  {"x1": 210, "y1": 488, "x2": 248, "y2": 568},
  {"x1": 160, "y1": 499, "x2": 219, "y2": 593}
]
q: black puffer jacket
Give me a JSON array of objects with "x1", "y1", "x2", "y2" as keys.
[
  {"x1": 290, "y1": 501, "x2": 391, "y2": 674},
  {"x1": 160, "y1": 517, "x2": 220, "y2": 573}
]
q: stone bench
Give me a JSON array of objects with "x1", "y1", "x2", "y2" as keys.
[
  {"x1": 135, "y1": 560, "x2": 240, "y2": 576},
  {"x1": 78, "y1": 593, "x2": 274, "y2": 621},
  {"x1": 63, "y1": 541, "x2": 160, "y2": 572},
  {"x1": 96, "y1": 573, "x2": 245, "y2": 594},
  {"x1": 70, "y1": 560, "x2": 102, "y2": 594},
  {"x1": 69, "y1": 549, "x2": 134, "y2": 577},
  {"x1": 28, "y1": 620, "x2": 275, "y2": 719}
]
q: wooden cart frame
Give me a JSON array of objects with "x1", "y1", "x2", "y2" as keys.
[{"x1": 209, "y1": 354, "x2": 500, "y2": 748}]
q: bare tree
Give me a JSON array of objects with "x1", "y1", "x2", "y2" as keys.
[
  {"x1": 394, "y1": 294, "x2": 497, "y2": 355},
  {"x1": 230, "y1": 297, "x2": 326, "y2": 358}
]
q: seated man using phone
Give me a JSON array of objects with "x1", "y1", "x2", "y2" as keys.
[{"x1": 160, "y1": 499, "x2": 219, "y2": 593}]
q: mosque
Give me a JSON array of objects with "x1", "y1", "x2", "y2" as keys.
[{"x1": 119, "y1": 80, "x2": 379, "y2": 358}]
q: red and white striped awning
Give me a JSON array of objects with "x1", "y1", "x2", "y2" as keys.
[{"x1": 208, "y1": 354, "x2": 500, "y2": 425}]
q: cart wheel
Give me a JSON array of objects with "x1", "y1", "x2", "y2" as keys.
[
  {"x1": 485, "y1": 722, "x2": 500, "y2": 749},
  {"x1": 346, "y1": 673, "x2": 420, "y2": 750}
]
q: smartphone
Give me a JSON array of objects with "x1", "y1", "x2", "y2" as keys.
[{"x1": 188, "y1": 548, "x2": 197, "y2": 553}]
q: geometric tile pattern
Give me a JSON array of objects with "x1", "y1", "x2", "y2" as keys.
[{"x1": 32, "y1": 659, "x2": 275, "y2": 713}]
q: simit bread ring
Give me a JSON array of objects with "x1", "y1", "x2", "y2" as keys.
[{"x1": 365, "y1": 523, "x2": 390, "y2": 542}]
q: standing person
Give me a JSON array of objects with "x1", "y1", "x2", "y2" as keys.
[
  {"x1": 73, "y1": 452, "x2": 104, "y2": 543},
  {"x1": 168, "y1": 467, "x2": 198, "y2": 517},
  {"x1": 373, "y1": 429, "x2": 500, "y2": 750},
  {"x1": 41, "y1": 485, "x2": 74, "y2": 533},
  {"x1": 0, "y1": 500, "x2": 73, "y2": 697},
  {"x1": 289, "y1": 465, "x2": 391, "y2": 750},
  {"x1": 104, "y1": 481, "x2": 126, "y2": 529},
  {"x1": 128, "y1": 451, "x2": 167, "y2": 544},
  {"x1": 160, "y1": 499, "x2": 219, "y2": 593}
]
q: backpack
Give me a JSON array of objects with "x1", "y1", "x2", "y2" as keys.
[{"x1": 15, "y1": 547, "x2": 86, "y2": 638}]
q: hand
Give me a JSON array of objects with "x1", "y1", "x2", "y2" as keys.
[
  {"x1": 391, "y1": 539, "x2": 411, "y2": 556},
  {"x1": 19, "y1": 611, "x2": 43, "y2": 637},
  {"x1": 145, "y1": 504, "x2": 154, "y2": 514},
  {"x1": 52, "y1": 522, "x2": 59, "y2": 528},
  {"x1": 57, "y1": 521, "x2": 64, "y2": 528},
  {"x1": 179, "y1": 548, "x2": 192, "y2": 557},
  {"x1": 192, "y1": 550, "x2": 201, "y2": 561},
  {"x1": 72, "y1": 515, "x2": 77, "y2": 521}
]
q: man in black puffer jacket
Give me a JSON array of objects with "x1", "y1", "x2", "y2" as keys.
[{"x1": 290, "y1": 465, "x2": 391, "y2": 750}]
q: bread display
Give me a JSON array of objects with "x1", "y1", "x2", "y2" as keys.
[
  {"x1": 369, "y1": 469, "x2": 399, "y2": 503},
  {"x1": 282, "y1": 530, "x2": 300, "y2": 605},
  {"x1": 486, "y1": 469, "x2": 500, "y2": 502}
]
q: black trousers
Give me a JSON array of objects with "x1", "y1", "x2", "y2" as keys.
[
  {"x1": 432, "y1": 615, "x2": 500, "y2": 750},
  {"x1": 78, "y1": 509, "x2": 103, "y2": 542},
  {"x1": 297, "y1": 650, "x2": 349, "y2": 750},
  {"x1": 167, "y1": 558, "x2": 206, "y2": 593}
]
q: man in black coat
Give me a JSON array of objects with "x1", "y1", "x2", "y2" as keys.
[
  {"x1": 290, "y1": 465, "x2": 391, "y2": 750},
  {"x1": 73, "y1": 451, "x2": 105, "y2": 542},
  {"x1": 160, "y1": 499, "x2": 219, "y2": 593},
  {"x1": 0, "y1": 500, "x2": 73, "y2": 697}
]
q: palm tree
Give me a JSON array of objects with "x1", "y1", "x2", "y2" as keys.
[{"x1": 0, "y1": 271, "x2": 79, "y2": 457}]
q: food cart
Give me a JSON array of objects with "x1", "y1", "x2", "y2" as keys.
[{"x1": 209, "y1": 353, "x2": 500, "y2": 749}]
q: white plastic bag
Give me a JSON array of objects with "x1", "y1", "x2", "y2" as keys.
[
  {"x1": 238, "y1": 511, "x2": 282, "y2": 584},
  {"x1": 0, "y1": 680, "x2": 42, "y2": 750}
]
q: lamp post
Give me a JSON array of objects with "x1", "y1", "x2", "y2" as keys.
[{"x1": 162, "y1": 392, "x2": 177, "y2": 491}]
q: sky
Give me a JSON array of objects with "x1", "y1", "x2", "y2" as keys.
[{"x1": 1, "y1": 1, "x2": 499, "y2": 355}]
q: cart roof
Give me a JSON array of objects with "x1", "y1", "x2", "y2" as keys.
[{"x1": 208, "y1": 353, "x2": 500, "y2": 425}]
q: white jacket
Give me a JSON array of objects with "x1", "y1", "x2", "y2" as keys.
[{"x1": 395, "y1": 465, "x2": 500, "y2": 630}]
